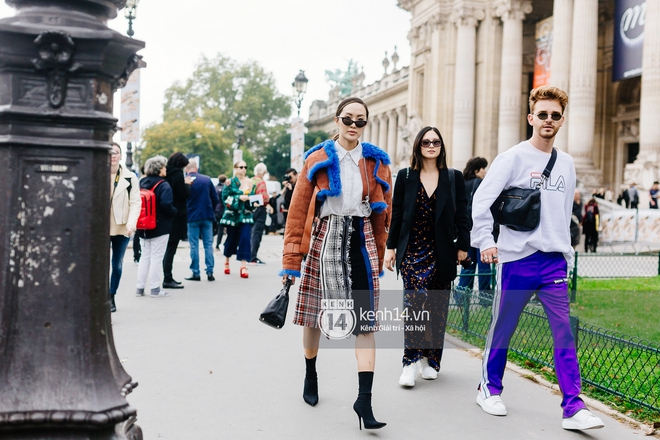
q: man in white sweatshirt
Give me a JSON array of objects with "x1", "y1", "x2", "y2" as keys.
[{"x1": 471, "y1": 86, "x2": 604, "y2": 431}]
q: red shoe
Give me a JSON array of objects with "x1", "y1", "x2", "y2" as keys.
[
  {"x1": 240, "y1": 266, "x2": 249, "y2": 279},
  {"x1": 224, "y1": 263, "x2": 230, "y2": 275}
]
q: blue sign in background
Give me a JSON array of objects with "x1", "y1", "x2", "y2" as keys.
[{"x1": 613, "y1": 0, "x2": 645, "y2": 81}]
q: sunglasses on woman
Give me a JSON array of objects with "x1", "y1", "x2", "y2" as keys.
[
  {"x1": 337, "y1": 116, "x2": 368, "y2": 128},
  {"x1": 421, "y1": 140, "x2": 442, "y2": 148},
  {"x1": 534, "y1": 112, "x2": 563, "y2": 121},
  {"x1": 235, "y1": 166, "x2": 247, "y2": 169}
]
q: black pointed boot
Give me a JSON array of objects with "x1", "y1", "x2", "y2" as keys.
[
  {"x1": 353, "y1": 371, "x2": 386, "y2": 430},
  {"x1": 303, "y1": 356, "x2": 318, "y2": 406}
]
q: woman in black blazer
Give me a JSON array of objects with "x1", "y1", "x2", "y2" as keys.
[{"x1": 384, "y1": 126, "x2": 470, "y2": 387}]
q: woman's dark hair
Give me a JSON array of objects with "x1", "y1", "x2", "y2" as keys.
[
  {"x1": 332, "y1": 97, "x2": 369, "y2": 141},
  {"x1": 410, "y1": 126, "x2": 447, "y2": 171},
  {"x1": 463, "y1": 157, "x2": 488, "y2": 180},
  {"x1": 168, "y1": 152, "x2": 189, "y2": 169}
]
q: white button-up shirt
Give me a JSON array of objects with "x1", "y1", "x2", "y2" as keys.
[{"x1": 319, "y1": 141, "x2": 366, "y2": 218}]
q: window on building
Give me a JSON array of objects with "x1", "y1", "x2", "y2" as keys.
[{"x1": 626, "y1": 142, "x2": 639, "y2": 164}]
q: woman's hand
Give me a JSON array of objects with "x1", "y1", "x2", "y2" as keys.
[
  {"x1": 457, "y1": 250, "x2": 468, "y2": 264},
  {"x1": 282, "y1": 275, "x2": 296, "y2": 286},
  {"x1": 384, "y1": 249, "x2": 396, "y2": 272},
  {"x1": 239, "y1": 195, "x2": 249, "y2": 202}
]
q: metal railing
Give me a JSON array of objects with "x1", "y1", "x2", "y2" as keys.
[{"x1": 448, "y1": 291, "x2": 660, "y2": 412}]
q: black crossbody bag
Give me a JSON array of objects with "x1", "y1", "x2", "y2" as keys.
[{"x1": 489, "y1": 148, "x2": 557, "y2": 232}]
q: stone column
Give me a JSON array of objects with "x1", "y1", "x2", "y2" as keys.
[
  {"x1": 370, "y1": 115, "x2": 380, "y2": 146},
  {"x1": 495, "y1": 0, "x2": 532, "y2": 153},
  {"x1": 451, "y1": 5, "x2": 484, "y2": 170},
  {"x1": 567, "y1": 0, "x2": 599, "y2": 167},
  {"x1": 551, "y1": 0, "x2": 574, "y2": 150},
  {"x1": 639, "y1": 0, "x2": 660, "y2": 162},
  {"x1": 378, "y1": 113, "x2": 389, "y2": 151},
  {"x1": 396, "y1": 105, "x2": 409, "y2": 169},
  {"x1": 363, "y1": 118, "x2": 372, "y2": 143},
  {"x1": 387, "y1": 109, "x2": 399, "y2": 160}
]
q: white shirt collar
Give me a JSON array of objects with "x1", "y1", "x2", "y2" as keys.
[{"x1": 335, "y1": 140, "x2": 362, "y2": 165}]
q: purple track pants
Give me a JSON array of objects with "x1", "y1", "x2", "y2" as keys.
[{"x1": 480, "y1": 251, "x2": 586, "y2": 418}]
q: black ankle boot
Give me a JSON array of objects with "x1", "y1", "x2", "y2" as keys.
[
  {"x1": 110, "y1": 296, "x2": 116, "y2": 313},
  {"x1": 353, "y1": 372, "x2": 386, "y2": 430},
  {"x1": 303, "y1": 356, "x2": 318, "y2": 406}
]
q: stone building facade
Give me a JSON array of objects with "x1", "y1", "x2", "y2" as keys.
[{"x1": 306, "y1": 0, "x2": 660, "y2": 198}]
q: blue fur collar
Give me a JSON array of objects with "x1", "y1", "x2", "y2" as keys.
[{"x1": 304, "y1": 140, "x2": 391, "y2": 203}]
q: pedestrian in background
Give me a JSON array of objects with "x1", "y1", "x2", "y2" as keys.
[
  {"x1": 281, "y1": 97, "x2": 391, "y2": 430},
  {"x1": 281, "y1": 168, "x2": 297, "y2": 230},
  {"x1": 649, "y1": 181, "x2": 659, "y2": 209},
  {"x1": 582, "y1": 197, "x2": 600, "y2": 253},
  {"x1": 109, "y1": 143, "x2": 140, "y2": 312},
  {"x1": 571, "y1": 189, "x2": 583, "y2": 250},
  {"x1": 214, "y1": 174, "x2": 227, "y2": 249},
  {"x1": 629, "y1": 182, "x2": 639, "y2": 209},
  {"x1": 617, "y1": 184, "x2": 630, "y2": 208},
  {"x1": 384, "y1": 126, "x2": 469, "y2": 388},
  {"x1": 220, "y1": 160, "x2": 255, "y2": 279},
  {"x1": 162, "y1": 152, "x2": 191, "y2": 290},
  {"x1": 136, "y1": 155, "x2": 177, "y2": 298},
  {"x1": 184, "y1": 160, "x2": 219, "y2": 282},
  {"x1": 250, "y1": 163, "x2": 270, "y2": 265},
  {"x1": 471, "y1": 86, "x2": 604, "y2": 430},
  {"x1": 455, "y1": 156, "x2": 492, "y2": 307}
]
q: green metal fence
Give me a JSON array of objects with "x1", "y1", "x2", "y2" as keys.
[{"x1": 448, "y1": 290, "x2": 660, "y2": 413}]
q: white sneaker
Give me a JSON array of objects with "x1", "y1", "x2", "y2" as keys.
[
  {"x1": 476, "y1": 385, "x2": 507, "y2": 416},
  {"x1": 150, "y1": 289, "x2": 170, "y2": 298},
  {"x1": 562, "y1": 409, "x2": 604, "y2": 430},
  {"x1": 420, "y1": 357, "x2": 438, "y2": 380},
  {"x1": 398, "y1": 362, "x2": 419, "y2": 387}
]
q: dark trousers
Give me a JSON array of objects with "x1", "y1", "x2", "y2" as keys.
[
  {"x1": 224, "y1": 223, "x2": 252, "y2": 261},
  {"x1": 250, "y1": 206, "x2": 267, "y2": 261},
  {"x1": 162, "y1": 236, "x2": 181, "y2": 282},
  {"x1": 110, "y1": 235, "x2": 130, "y2": 296},
  {"x1": 132, "y1": 233, "x2": 141, "y2": 262}
]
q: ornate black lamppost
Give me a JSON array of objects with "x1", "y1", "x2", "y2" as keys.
[
  {"x1": 125, "y1": 0, "x2": 140, "y2": 38},
  {"x1": 0, "y1": 0, "x2": 144, "y2": 438},
  {"x1": 292, "y1": 70, "x2": 308, "y2": 118}
]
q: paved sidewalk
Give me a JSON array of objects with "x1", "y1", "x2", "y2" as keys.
[{"x1": 112, "y1": 235, "x2": 646, "y2": 439}]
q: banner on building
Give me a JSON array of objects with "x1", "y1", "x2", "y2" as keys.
[
  {"x1": 533, "y1": 16, "x2": 553, "y2": 89},
  {"x1": 290, "y1": 118, "x2": 305, "y2": 172},
  {"x1": 121, "y1": 69, "x2": 140, "y2": 142},
  {"x1": 613, "y1": 0, "x2": 645, "y2": 81}
]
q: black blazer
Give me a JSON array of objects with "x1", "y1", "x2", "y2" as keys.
[{"x1": 386, "y1": 167, "x2": 470, "y2": 283}]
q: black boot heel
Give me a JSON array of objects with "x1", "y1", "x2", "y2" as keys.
[{"x1": 353, "y1": 396, "x2": 386, "y2": 430}]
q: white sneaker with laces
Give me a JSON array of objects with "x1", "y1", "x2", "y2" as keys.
[
  {"x1": 476, "y1": 385, "x2": 507, "y2": 416},
  {"x1": 420, "y1": 357, "x2": 438, "y2": 380},
  {"x1": 150, "y1": 289, "x2": 170, "y2": 298},
  {"x1": 398, "y1": 362, "x2": 419, "y2": 387},
  {"x1": 562, "y1": 409, "x2": 604, "y2": 430}
]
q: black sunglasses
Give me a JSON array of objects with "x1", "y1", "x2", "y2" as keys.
[
  {"x1": 338, "y1": 116, "x2": 367, "y2": 128},
  {"x1": 421, "y1": 140, "x2": 442, "y2": 148},
  {"x1": 235, "y1": 166, "x2": 247, "y2": 169},
  {"x1": 534, "y1": 112, "x2": 563, "y2": 121}
]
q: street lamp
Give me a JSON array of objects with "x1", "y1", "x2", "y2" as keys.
[
  {"x1": 125, "y1": 0, "x2": 140, "y2": 38},
  {"x1": 292, "y1": 70, "x2": 308, "y2": 118}
]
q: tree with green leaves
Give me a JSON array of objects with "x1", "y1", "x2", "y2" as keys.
[{"x1": 140, "y1": 54, "x2": 291, "y2": 177}]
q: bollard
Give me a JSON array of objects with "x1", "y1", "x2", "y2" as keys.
[{"x1": 0, "y1": 1, "x2": 145, "y2": 438}]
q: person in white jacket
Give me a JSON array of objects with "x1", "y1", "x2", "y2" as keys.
[
  {"x1": 470, "y1": 86, "x2": 604, "y2": 431},
  {"x1": 109, "y1": 143, "x2": 141, "y2": 312}
]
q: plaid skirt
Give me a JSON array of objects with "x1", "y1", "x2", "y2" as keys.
[{"x1": 293, "y1": 216, "x2": 380, "y2": 329}]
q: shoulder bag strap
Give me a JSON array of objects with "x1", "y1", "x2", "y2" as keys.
[
  {"x1": 542, "y1": 148, "x2": 558, "y2": 179},
  {"x1": 448, "y1": 168, "x2": 456, "y2": 213}
]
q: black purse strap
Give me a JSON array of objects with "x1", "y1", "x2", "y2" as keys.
[{"x1": 538, "y1": 148, "x2": 557, "y2": 188}]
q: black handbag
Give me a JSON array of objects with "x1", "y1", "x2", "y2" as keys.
[
  {"x1": 490, "y1": 148, "x2": 557, "y2": 232},
  {"x1": 259, "y1": 279, "x2": 291, "y2": 329}
]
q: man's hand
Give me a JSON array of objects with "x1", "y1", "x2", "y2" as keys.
[
  {"x1": 481, "y1": 247, "x2": 499, "y2": 264},
  {"x1": 457, "y1": 250, "x2": 468, "y2": 264},
  {"x1": 384, "y1": 249, "x2": 396, "y2": 272}
]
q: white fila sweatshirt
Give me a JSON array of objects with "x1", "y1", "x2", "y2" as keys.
[{"x1": 471, "y1": 141, "x2": 576, "y2": 267}]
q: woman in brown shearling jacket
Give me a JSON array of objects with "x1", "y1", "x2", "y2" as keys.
[{"x1": 280, "y1": 97, "x2": 392, "y2": 430}]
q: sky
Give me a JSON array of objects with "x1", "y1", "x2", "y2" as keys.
[{"x1": 0, "y1": 1, "x2": 412, "y2": 139}]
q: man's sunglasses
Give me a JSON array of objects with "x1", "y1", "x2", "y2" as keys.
[
  {"x1": 338, "y1": 116, "x2": 368, "y2": 128},
  {"x1": 421, "y1": 140, "x2": 442, "y2": 148},
  {"x1": 534, "y1": 112, "x2": 563, "y2": 121}
]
